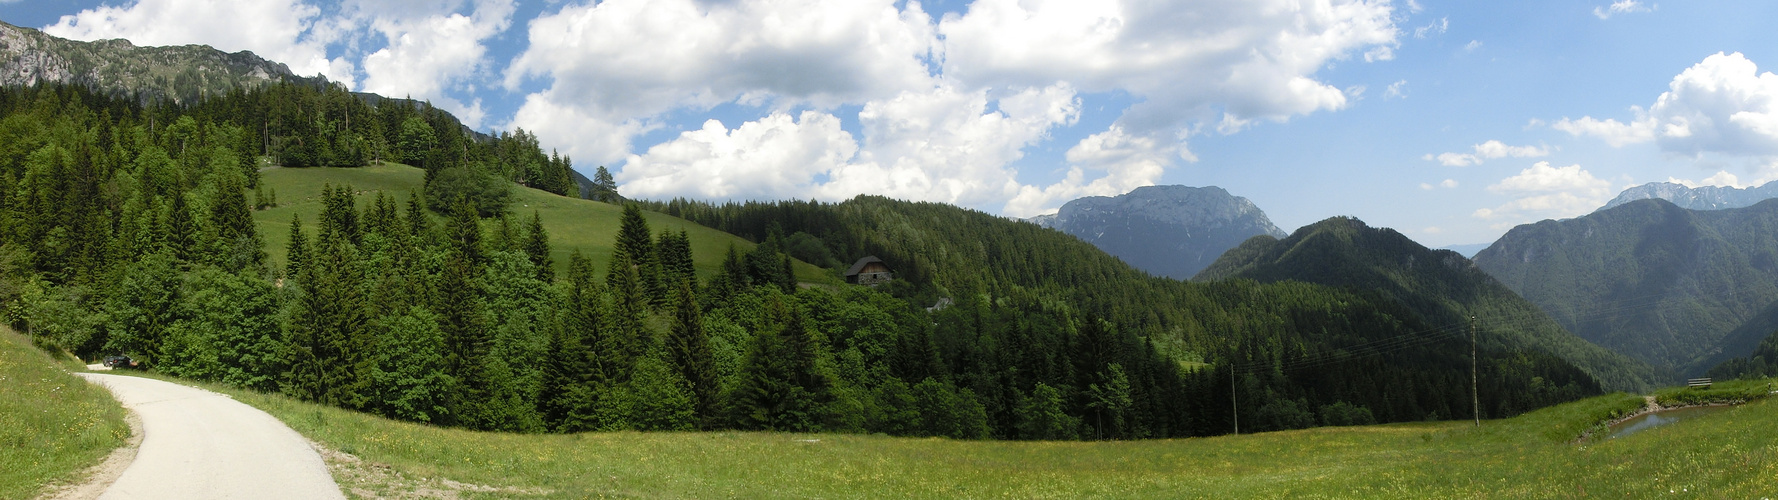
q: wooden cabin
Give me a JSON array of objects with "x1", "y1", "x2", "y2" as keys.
[{"x1": 845, "y1": 256, "x2": 894, "y2": 285}]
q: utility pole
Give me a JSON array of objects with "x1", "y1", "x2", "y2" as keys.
[
  {"x1": 1230, "y1": 362, "x2": 1240, "y2": 436},
  {"x1": 1471, "y1": 315, "x2": 1480, "y2": 427}
]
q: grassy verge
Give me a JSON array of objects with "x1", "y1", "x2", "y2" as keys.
[
  {"x1": 0, "y1": 327, "x2": 128, "y2": 499},
  {"x1": 1654, "y1": 378, "x2": 1778, "y2": 407},
  {"x1": 123, "y1": 377, "x2": 1769, "y2": 498}
]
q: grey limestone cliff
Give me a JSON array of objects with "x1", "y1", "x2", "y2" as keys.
[
  {"x1": 1600, "y1": 181, "x2": 1778, "y2": 212},
  {"x1": 1029, "y1": 185, "x2": 1286, "y2": 279},
  {"x1": 0, "y1": 20, "x2": 323, "y2": 105}
]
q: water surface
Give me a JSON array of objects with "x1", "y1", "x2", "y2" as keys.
[{"x1": 1606, "y1": 405, "x2": 1735, "y2": 439}]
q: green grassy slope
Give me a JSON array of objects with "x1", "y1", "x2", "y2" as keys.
[
  {"x1": 252, "y1": 164, "x2": 833, "y2": 283},
  {"x1": 182, "y1": 372, "x2": 1777, "y2": 498},
  {"x1": 0, "y1": 328, "x2": 128, "y2": 499}
]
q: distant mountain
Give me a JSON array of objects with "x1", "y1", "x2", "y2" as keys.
[
  {"x1": 1475, "y1": 198, "x2": 1778, "y2": 376},
  {"x1": 1197, "y1": 216, "x2": 1662, "y2": 391},
  {"x1": 1440, "y1": 243, "x2": 1491, "y2": 258},
  {"x1": 0, "y1": 21, "x2": 326, "y2": 104},
  {"x1": 1029, "y1": 185, "x2": 1286, "y2": 279},
  {"x1": 1600, "y1": 181, "x2": 1778, "y2": 212}
]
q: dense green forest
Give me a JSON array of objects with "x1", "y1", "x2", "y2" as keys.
[
  {"x1": 1476, "y1": 198, "x2": 1778, "y2": 376},
  {"x1": 1196, "y1": 216, "x2": 1662, "y2": 391},
  {"x1": 640, "y1": 198, "x2": 1606, "y2": 429},
  {"x1": 0, "y1": 82, "x2": 1604, "y2": 441},
  {"x1": 1709, "y1": 327, "x2": 1778, "y2": 380}
]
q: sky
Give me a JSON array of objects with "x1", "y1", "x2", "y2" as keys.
[{"x1": 4, "y1": 0, "x2": 1778, "y2": 247}]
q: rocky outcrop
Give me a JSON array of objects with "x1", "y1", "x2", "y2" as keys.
[
  {"x1": 0, "y1": 21, "x2": 323, "y2": 104},
  {"x1": 1600, "y1": 181, "x2": 1778, "y2": 212},
  {"x1": 1031, "y1": 185, "x2": 1286, "y2": 279}
]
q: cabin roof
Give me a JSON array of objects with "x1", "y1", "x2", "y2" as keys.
[{"x1": 844, "y1": 256, "x2": 887, "y2": 277}]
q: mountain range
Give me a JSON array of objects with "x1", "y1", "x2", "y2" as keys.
[
  {"x1": 1197, "y1": 216, "x2": 1661, "y2": 391},
  {"x1": 0, "y1": 20, "x2": 324, "y2": 104},
  {"x1": 1028, "y1": 185, "x2": 1286, "y2": 280},
  {"x1": 1475, "y1": 198, "x2": 1778, "y2": 376},
  {"x1": 1599, "y1": 180, "x2": 1778, "y2": 212}
]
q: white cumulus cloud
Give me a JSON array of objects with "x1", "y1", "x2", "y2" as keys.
[
  {"x1": 1426, "y1": 140, "x2": 1549, "y2": 166},
  {"x1": 935, "y1": 0, "x2": 1400, "y2": 134},
  {"x1": 1475, "y1": 161, "x2": 1613, "y2": 223},
  {"x1": 1555, "y1": 52, "x2": 1778, "y2": 156},
  {"x1": 353, "y1": 0, "x2": 516, "y2": 129}
]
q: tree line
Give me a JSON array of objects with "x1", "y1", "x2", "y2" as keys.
[{"x1": 0, "y1": 82, "x2": 1597, "y2": 441}]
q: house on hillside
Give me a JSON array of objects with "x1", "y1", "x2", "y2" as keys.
[{"x1": 845, "y1": 256, "x2": 894, "y2": 286}]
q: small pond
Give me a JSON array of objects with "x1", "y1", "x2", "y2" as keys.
[{"x1": 1606, "y1": 405, "x2": 1736, "y2": 439}]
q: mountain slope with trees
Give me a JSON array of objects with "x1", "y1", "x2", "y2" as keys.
[
  {"x1": 1475, "y1": 198, "x2": 1778, "y2": 376},
  {"x1": 1195, "y1": 217, "x2": 1662, "y2": 391}
]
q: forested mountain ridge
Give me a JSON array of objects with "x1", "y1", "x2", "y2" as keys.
[
  {"x1": 1027, "y1": 185, "x2": 1286, "y2": 280},
  {"x1": 644, "y1": 197, "x2": 1605, "y2": 429},
  {"x1": 0, "y1": 20, "x2": 324, "y2": 105},
  {"x1": 1475, "y1": 198, "x2": 1778, "y2": 376},
  {"x1": 1195, "y1": 216, "x2": 1661, "y2": 391}
]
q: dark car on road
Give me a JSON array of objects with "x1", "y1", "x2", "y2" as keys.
[{"x1": 102, "y1": 355, "x2": 140, "y2": 369}]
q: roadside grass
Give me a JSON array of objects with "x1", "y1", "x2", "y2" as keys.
[
  {"x1": 121, "y1": 376, "x2": 1771, "y2": 498},
  {"x1": 254, "y1": 164, "x2": 835, "y2": 284},
  {"x1": 0, "y1": 327, "x2": 128, "y2": 500}
]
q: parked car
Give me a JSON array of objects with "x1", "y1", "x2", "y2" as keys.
[{"x1": 102, "y1": 355, "x2": 140, "y2": 369}]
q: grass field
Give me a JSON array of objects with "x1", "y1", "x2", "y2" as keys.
[
  {"x1": 253, "y1": 164, "x2": 835, "y2": 284},
  {"x1": 149, "y1": 375, "x2": 1772, "y2": 498},
  {"x1": 0, "y1": 328, "x2": 128, "y2": 500}
]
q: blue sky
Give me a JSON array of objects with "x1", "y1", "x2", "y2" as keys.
[{"x1": 4, "y1": 0, "x2": 1778, "y2": 247}]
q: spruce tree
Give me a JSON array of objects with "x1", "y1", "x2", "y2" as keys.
[
  {"x1": 523, "y1": 211, "x2": 553, "y2": 283},
  {"x1": 165, "y1": 193, "x2": 198, "y2": 263},
  {"x1": 285, "y1": 214, "x2": 310, "y2": 281},
  {"x1": 729, "y1": 296, "x2": 835, "y2": 431},
  {"x1": 604, "y1": 251, "x2": 647, "y2": 383},
  {"x1": 666, "y1": 281, "x2": 719, "y2": 428},
  {"x1": 405, "y1": 191, "x2": 431, "y2": 244}
]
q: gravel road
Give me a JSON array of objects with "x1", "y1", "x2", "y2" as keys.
[{"x1": 73, "y1": 373, "x2": 345, "y2": 500}]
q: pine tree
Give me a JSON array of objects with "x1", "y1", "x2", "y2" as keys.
[
  {"x1": 666, "y1": 281, "x2": 719, "y2": 428},
  {"x1": 406, "y1": 191, "x2": 431, "y2": 244},
  {"x1": 285, "y1": 214, "x2": 310, "y2": 280},
  {"x1": 524, "y1": 211, "x2": 554, "y2": 283},
  {"x1": 284, "y1": 234, "x2": 372, "y2": 409},
  {"x1": 605, "y1": 251, "x2": 647, "y2": 383},
  {"x1": 210, "y1": 175, "x2": 264, "y2": 272},
  {"x1": 590, "y1": 165, "x2": 618, "y2": 203},
  {"x1": 445, "y1": 197, "x2": 483, "y2": 265},
  {"x1": 166, "y1": 193, "x2": 198, "y2": 263},
  {"x1": 729, "y1": 295, "x2": 835, "y2": 431},
  {"x1": 549, "y1": 252, "x2": 607, "y2": 431}
]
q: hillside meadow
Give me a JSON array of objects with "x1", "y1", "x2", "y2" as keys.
[
  {"x1": 252, "y1": 163, "x2": 835, "y2": 283},
  {"x1": 140, "y1": 371, "x2": 1775, "y2": 498}
]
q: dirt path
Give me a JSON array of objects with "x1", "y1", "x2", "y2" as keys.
[{"x1": 71, "y1": 373, "x2": 345, "y2": 500}]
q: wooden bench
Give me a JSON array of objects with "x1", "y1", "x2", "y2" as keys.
[{"x1": 1687, "y1": 377, "x2": 1712, "y2": 388}]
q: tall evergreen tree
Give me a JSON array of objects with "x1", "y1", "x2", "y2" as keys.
[
  {"x1": 524, "y1": 211, "x2": 554, "y2": 283},
  {"x1": 667, "y1": 281, "x2": 719, "y2": 428},
  {"x1": 590, "y1": 166, "x2": 619, "y2": 203},
  {"x1": 729, "y1": 295, "x2": 835, "y2": 431},
  {"x1": 605, "y1": 251, "x2": 647, "y2": 383},
  {"x1": 285, "y1": 214, "x2": 310, "y2": 280}
]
